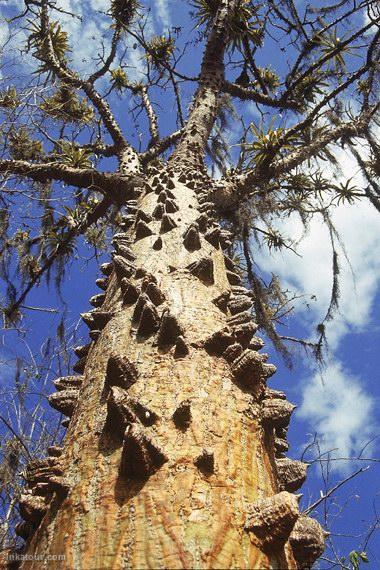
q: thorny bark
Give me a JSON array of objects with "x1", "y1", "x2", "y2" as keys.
[
  {"x1": 1, "y1": 0, "x2": 378, "y2": 567},
  {"x1": 18, "y1": 166, "x2": 307, "y2": 570}
]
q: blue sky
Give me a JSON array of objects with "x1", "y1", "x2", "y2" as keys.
[{"x1": 0, "y1": 0, "x2": 379, "y2": 566}]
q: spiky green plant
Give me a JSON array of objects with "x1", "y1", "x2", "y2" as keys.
[
  {"x1": 28, "y1": 20, "x2": 69, "y2": 76},
  {"x1": 146, "y1": 35, "x2": 175, "y2": 69},
  {"x1": 331, "y1": 178, "x2": 361, "y2": 205},
  {"x1": 52, "y1": 142, "x2": 93, "y2": 169},
  {"x1": 110, "y1": 0, "x2": 141, "y2": 28},
  {"x1": 256, "y1": 67, "x2": 280, "y2": 92},
  {"x1": 110, "y1": 68, "x2": 129, "y2": 91},
  {"x1": 8, "y1": 127, "x2": 43, "y2": 161},
  {"x1": 191, "y1": 0, "x2": 263, "y2": 50},
  {"x1": 40, "y1": 86, "x2": 94, "y2": 124},
  {"x1": 317, "y1": 29, "x2": 357, "y2": 71},
  {"x1": 293, "y1": 73, "x2": 328, "y2": 106},
  {"x1": 244, "y1": 122, "x2": 297, "y2": 166},
  {"x1": 0, "y1": 87, "x2": 20, "y2": 109}
]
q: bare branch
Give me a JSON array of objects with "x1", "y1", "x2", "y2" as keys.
[
  {"x1": 222, "y1": 80, "x2": 300, "y2": 110},
  {"x1": 0, "y1": 159, "x2": 144, "y2": 199},
  {"x1": 4, "y1": 195, "x2": 113, "y2": 318},
  {"x1": 304, "y1": 466, "x2": 371, "y2": 516}
]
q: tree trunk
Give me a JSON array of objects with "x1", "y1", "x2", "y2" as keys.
[{"x1": 19, "y1": 168, "x2": 304, "y2": 569}]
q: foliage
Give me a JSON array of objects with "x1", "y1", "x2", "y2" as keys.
[
  {"x1": 145, "y1": 35, "x2": 175, "y2": 69},
  {"x1": 255, "y1": 67, "x2": 280, "y2": 92},
  {"x1": 40, "y1": 86, "x2": 94, "y2": 124},
  {"x1": 110, "y1": 0, "x2": 141, "y2": 28},
  {"x1": 110, "y1": 67, "x2": 130, "y2": 91},
  {"x1": 348, "y1": 550, "x2": 370, "y2": 569},
  {"x1": 191, "y1": 0, "x2": 263, "y2": 49},
  {"x1": 28, "y1": 20, "x2": 69, "y2": 77},
  {"x1": 292, "y1": 73, "x2": 328, "y2": 106},
  {"x1": 317, "y1": 29, "x2": 357, "y2": 72},
  {"x1": 8, "y1": 127, "x2": 43, "y2": 161},
  {"x1": 0, "y1": 88, "x2": 20, "y2": 110},
  {"x1": 243, "y1": 122, "x2": 298, "y2": 166},
  {"x1": 51, "y1": 142, "x2": 93, "y2": 169}
]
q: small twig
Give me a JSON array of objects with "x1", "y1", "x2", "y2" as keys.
[
  {"x1": 304, "y1": 466, "x2": 370, "y2": 515},
  {"x1": 0, "y1": 415, "x2": 32, "y2": 459},
  {"x1": 19, "y1": 305, "x2": 58, "y2": 313}
]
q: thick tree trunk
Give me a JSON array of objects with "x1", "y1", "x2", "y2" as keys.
[{"x1": 17, "y1": 167, "x2": 311, "y2": 569}]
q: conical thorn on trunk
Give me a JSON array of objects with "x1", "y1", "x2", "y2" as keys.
[
  {"x1": 121, "y1": 278, "x2": 140, "y2": 304},
  {"x1": 172, "y1": 400, "x2": 191, "y2": 431},
  {"x1": 194, "y1": 449, "x2": 214, "y2": 476},
  {"x1": 165, "y1": 198, "x2": 179, "y2": 213},
  {"x1": 153, "y1": 236, "x2": 163, "y2": 250},
  {"x1": 74, "y1": 344, "x2": 90, "y2": 358},
  {"x1": 48, "y1": 389, "x2": 79, "y2": 417},
  {"x1": 245, "y1": 492, "x2": 299, "y2": 549},
  {"x1": 160, "y1": 214, "x2": 177, "y2": 233},
  {"x1": 174, "y1": 336, "x2": 189, "y2": 358},
  {"x1": 187, "y1": 257, "x2": 214, "y2": 285},
  {"x1": 276, "y1": 458, "x2": 309, "y2": 492},
  {"x1": 212, "y1": 291, "x2": 230, "y2": 312},
  {"x1": 204, "y1": 328, "x2": 234, "y2": 355},
  {"x1": 152, "y1": 203, "x2": 165, "y2": 220},
  {"x1": 157, "y1": 311, "x2": 183, "y2": 346},
  {"x1": 121, "y1": 424, "x2": 168, "y2": 479},
  {"x1": 289, "y1": 515, "x2": 327, "y2": 569},
  {"x1": 136, "y1": 301, "x2": 160, "y2": 336},
  {"x1": 183, "y1": 223, "x2": 201, "y2": 251},
  {"x1": 89, "y1": 293, "x2": 106, "y2": 308},
  {"x1": 106, "y1": 354, "x2": 138, "y2": 390},
  {"x1": 100, "y1": 262, "x2": 113, "y2": 276},
  {"x1": 204, "y1": 227, "x2": 221, "y2": 248},
  {"x1": 144, "y1": 282, "x2": 165, "y2": 306},
  {"x1": 135, "y1": 220, "x2": 153, "y2": 240},
  {"x1": 113, "y1": 255, "x2": 136, "y2": 279},
  {"x1": 95, "y1": 277, "x2": 109, "y2": 290}
]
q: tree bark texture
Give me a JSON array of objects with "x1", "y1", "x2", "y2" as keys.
[{"x1": 17, "y1": 166, "x2": 314, "y2": 569}]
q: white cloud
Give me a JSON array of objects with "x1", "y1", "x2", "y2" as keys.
[
  {"x1": 154, "y1": 0, "x2": 171, "y2": 30},
  {"x1": 254, "y1": 146, "x2": 380, "y2": 464},
  {"x1": 1, "y1": 0, "x2": 150, "y2": 81},
  {"x1": 256, "y1": 147, "x2": 380, "y2": 350},
  {"x1": 0, "y1": 19, "x2": 9, "y2": 46},
  {"x1": 299, "y1": 362, "x2": 375, "y2": 460}
]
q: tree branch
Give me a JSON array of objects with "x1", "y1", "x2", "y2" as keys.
[
  {"x1": 88, "y1": 25, "x2": 123, "y2": 84},
  {"x1": 213, "y1": 105, "x2": 378, "y2": 211},
  {"x1": 170, "y1": 0, "x2": 241, "y2": 169},
  {"x1": 222, "y1": 80, "x2": 300, "y2": 110},
  {"x1": 0, "y1": 159, "x2": 143, "y2": 199},
  {"x1": 141, "y1": 129, "x2": 184, "y2": 164},
  {"x1": 4, "y1": 195, "x2": 113, "y2": 319},
  {"x1": 38, "y1": 1, "x2": 129, "y2": 150},
  {"x1": 140, "y1": 86, "x2": 160, "y2": 144}
]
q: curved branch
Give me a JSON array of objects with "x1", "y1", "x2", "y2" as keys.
[
  {"x1": 222, "y1": 80, "x2": 300, "y2": 110},
  {"x1": 0, "y1": 159, "x2": 144, "y2": 199},
  {"x1": 4, "y1": 195, "x2": 113, "y2": 319},
  {"x1": 281, "y1": 19, "x2": 376, "y2": 102},
  {"x1": 88, "y1": 25, "x2": 122, "y2": 84},
  {"x1": 39, "y1": 1, "x2": 128, "y2": 150},
  {"x1": 274, "y1": 106, "x2": 378, "y2": 175},
  {"x1": 140, "y1": 129, "x2": 184, "y2": 164},
  {"x1": 283, "y1": 63, "x2": 371, "y2": 143},
  {"x1": 214, "y1": 106, "x2": 378, "y2": 211}
]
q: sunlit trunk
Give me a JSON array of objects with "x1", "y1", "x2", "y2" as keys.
[{"x1": 17, "y1": 167, "x2": 320, "y2": 569}]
